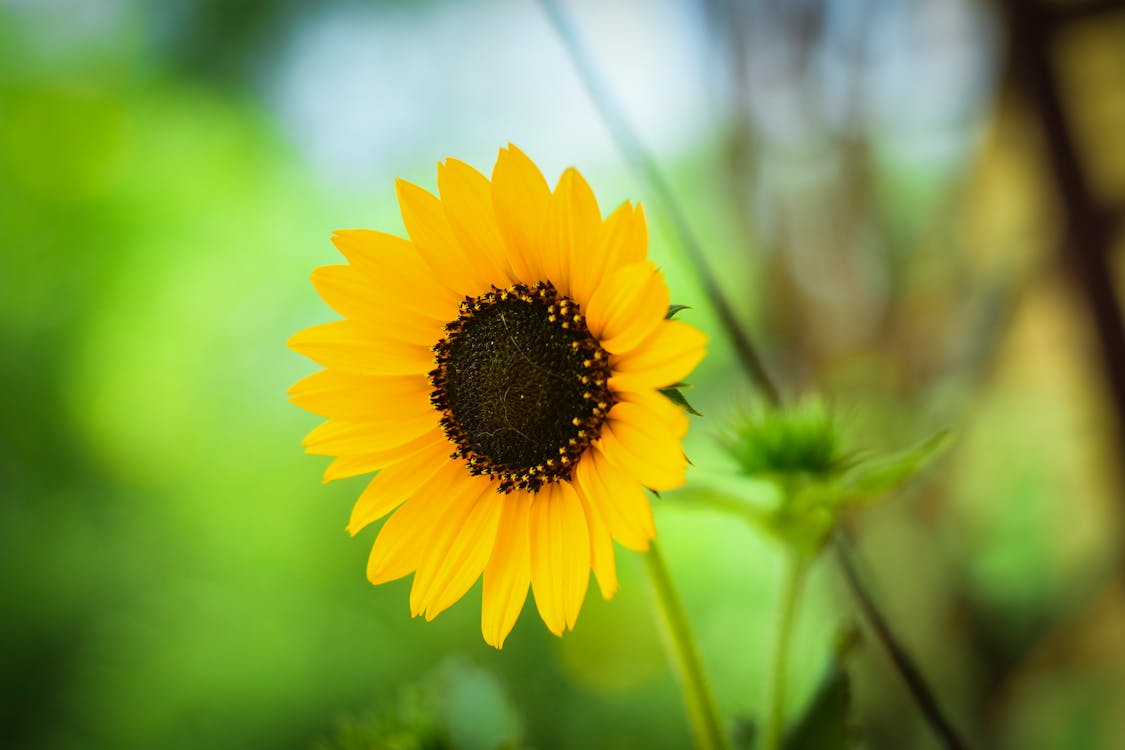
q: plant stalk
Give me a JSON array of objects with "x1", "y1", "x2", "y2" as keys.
[
  {"x1": 644, "y1": 540, "x2": 731, "y2": 750},
  {"x1": 833, "y1": 532, "x2": 970, "y2": 750},
  {"x1": 763, "y1": 552, "x2": 808, "y2": 750},
  {"x1": 539, "y1": 0, "x2": 780, "y2": 405},
  {"x1": 540, "y1": 4, "x2": 969, "y2": 747}
]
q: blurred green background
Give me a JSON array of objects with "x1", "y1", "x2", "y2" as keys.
[{"x1": 3, "y1": 0, "x2": 1125, "y2": 748}]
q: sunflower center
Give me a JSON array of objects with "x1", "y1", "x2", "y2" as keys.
[{"x1": 429, "y1": 282, "x2": 614, "y2": 493}]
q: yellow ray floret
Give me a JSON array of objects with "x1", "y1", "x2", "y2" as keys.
[{"x1": 288, "y1": 145, "x2": 706, "y2": 648}]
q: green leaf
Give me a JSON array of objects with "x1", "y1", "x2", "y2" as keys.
[
  {"x1": 660, "y1": 385, "x2": 703, "y2": 416},
  {"x1": 783, "y1": 633, "x2": 856, "y2": 750},
  {"x1": 666, "y1": 304, "x2": 691, "y2": 319},
  {"x1": 839, "y1": 430, "x2": 953, "y2": 503}
]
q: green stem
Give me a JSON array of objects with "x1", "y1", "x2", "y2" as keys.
[
  {"x1": 644, "y1": 540, "x2": 731, "y2": 750},
  {"x1": 539, "y1": 0, "x2": 781, "y2": 405},
  {"x1": 679, "y1": 491, "x2": 773, "y2": 530},
  {"x1": 763, "y1": 552, "x2": 808, "y2": 750}
]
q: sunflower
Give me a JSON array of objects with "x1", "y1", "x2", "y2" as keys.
[{"x1": 288, "y1": 145, "x2": 706, "y2": 648}]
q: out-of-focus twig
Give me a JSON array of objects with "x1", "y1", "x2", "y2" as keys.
[
  {"x1": 539, "y1": 0, "x2": 781, "y2": 406},
  {"x1": 645, "y1": 540, "x2": 732, "y2": 750},
  {"x1": 1002, "y1": 0, "x2": 1125, "y2": 571},
  {"x1": 541, "y1": 3, "x2": 979, "y2": 747},
  {"x1": 834, "y1": 532, "x2": 972, "y2": 750},
  {"x1": 1045, "y1": 0, "x2": 1125, "y2": 25}
]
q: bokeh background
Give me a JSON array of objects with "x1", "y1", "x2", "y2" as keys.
[{"x1": 3, "y1": 0, "x2": 1125, "y2": 748}]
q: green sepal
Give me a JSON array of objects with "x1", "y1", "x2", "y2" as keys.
[
  {"x1": 721, "y1": 397, "x2": 840, "y2": 479},
  {"x1": 660, "y1": 383, "x2": 703, "y2": 416},
  {"x1": 666, "y1": 304, "x2": 691, "y2": 319},
  {"x1": 759, "y1": 430, "x2": 951, "y2": 555},
  {"x1": 714, "y1": 396, "x2": 952, "y2": 558}
]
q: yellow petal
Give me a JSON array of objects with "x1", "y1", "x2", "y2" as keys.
[
  {"x1": 321, "y1": 429, "x2": 440, "y2": 483},
  {"x1": 288, "y1": 320, "x2": 434, "y2": 376},
  {"x1": 301, "y1": 415, "x2": 436, "y2": 457},
  {"x1": 616, "y1": 387, "x2": 690, "y2": 439},
  {"x1": 555, "y1": 481, "x2": 593, "y2": 629},
  {"x1": 396, "y1": 178, "x2": 495, "y2": 296},
  {"x1": 571, "y1": 201, "x2": 647, "y2": 304},
  {"x1": 323, "y1": 453, "x2": 388, "y2": 483},
  {"x1": 608, "y1": 320, "x2": 707, "y2": 391},
  {"x1": 409, "y1": 479, "x2": 479, "y2": 611},
  {"x1": 584, "y1": 261, "x2": 669, "y2": 356},
  {"x1": 330, "y1": 230, "x2": 458, "y2": 322},
  {"x1": 529, "y1": 482, "x2": 591, "y2": 635},
  {"x1": 529, "y1": 484, "x2": 566, "y2": 636},
  {"x1": 365, "y1": 459, "x2": 465, "y2": 584},
  {"x1": 288, "y1": 370, "x2": 431, "y2": 421},
  {"x1": 437, "y1": 158, "x2": 516, "y2": 285},
  {"x1": 309, "y1": 263, "x2": 372, "y2": 321},
  {"x1": 482, "y1": 494, "x2": 533, "y2": 649},
  {"x1": 310, "y1": 265, "x2": 446, "y2": 347},
  {"x1": 412, "y1": 480, "x2": 503, "y2": 621},
  {"x1": 541, "y1": 167, "x2": 600, "y2": 296},
  {"x1": 614, "y1": 202, "x2": 648, "y2": 269},
  {"x1": 571, "y1": 201, "x2": 624, "y2": 304},
  {"x1": 347, "y1": 434, "x2": 453, "y2": 535},
  {"x1": 598, "y1": 403, "x2": 688, "y2": 491},
  {"x1": 571, "y1": 478, "x2": 618, "y2": 600},
  {"x1": 575, "y1": 444, "x2": 655, "y2": 551},
  {"x1": 491, "y1": 144, "x2": 550, "y2": 285}
]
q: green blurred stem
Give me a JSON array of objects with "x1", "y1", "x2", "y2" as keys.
[
  {"x1": 833, "y1": 533, "x2": 971, "y2": 750},
  {"x1": 540, "y1": 0, "x2": 780, "y2": 405},
  {"x1": 685, "y1": 492, "x2": 772, "y2": 529},
  {"x1": 763, "y1": 552, "x2": 809, "y2": 750},
  {"x1": 644, "y1": 540, "x2": 730, "y2": 750}
]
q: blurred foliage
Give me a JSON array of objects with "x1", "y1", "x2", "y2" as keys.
[
  {"x1": 715, "y1": 397, "x2": 951, "y2": 558},
  {"x1": 782, "y1": 632, "x2": 858, "y2": 750},
  {"x1": 2, "y1": 1, "x2": 1125, "y2": 749},
  {"x1": 313, "y1": 660, "x2": 523, "y2": 750},
  {"x1": 721, "y1": 398, "x2": 842, "y2": 480}
]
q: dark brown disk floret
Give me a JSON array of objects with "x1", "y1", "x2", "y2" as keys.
[{"x1": 428, "y1": 282, "x2": 614, "y2": 493}]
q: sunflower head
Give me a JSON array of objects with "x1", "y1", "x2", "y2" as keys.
[
  {"x1": 429, "y1": 280, "x2": 614, "y2": 494},
  {"x1": 288, "y1": 145, "x2": 707, "y2": 648}
]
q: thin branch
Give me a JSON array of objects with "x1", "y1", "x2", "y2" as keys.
[
  {"x1": 541, "y1": 4, "x2": 975, "y2": 746},
  {"x1": 645, "y1": 540, "x2": 732, "y2": 750},
  {"x1": 833, "y1": 533, "x2": 971, "y2": 750},
  {"x1": 1003, "y1": 0, "x2": 1125, "y2": 585},
  {"x1": 764, "y1": 553, "x2": 809, "y2": 750},
  {"x1": 539, "y1": 0, "x2": 781, "y2": 406},
  {"x1": 1045, "y1": 0, "x2": 1125, "y2": 26}
]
